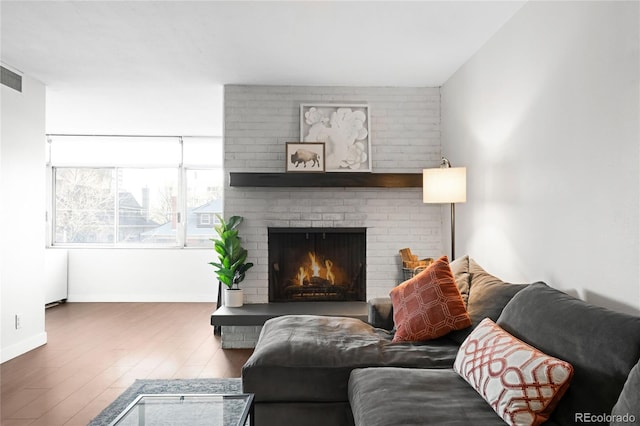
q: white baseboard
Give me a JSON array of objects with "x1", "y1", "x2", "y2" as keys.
[
  {"x1": 1, "y1": 332, "x2": 47, "y2": 363},
  {"x1": 66, "y1": 293, "x2": 217, "y2": 303}
]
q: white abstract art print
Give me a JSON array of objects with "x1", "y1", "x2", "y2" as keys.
[{"x1": 300, "y1": 104, "x2": 371, "y2": 172}]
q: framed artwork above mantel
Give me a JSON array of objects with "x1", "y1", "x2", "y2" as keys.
[
  {"x1": 300, "y1": 104, "x2": 371, "y2": 172},
  {"x1": 285, "y1": 142, "x2": 325, "y2": 173}
]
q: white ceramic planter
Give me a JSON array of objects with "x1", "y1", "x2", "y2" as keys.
[{"x1": 224, "y1": 288, "x2": 244, "y2": 307}]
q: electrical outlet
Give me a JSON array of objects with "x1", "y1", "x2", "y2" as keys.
[{"x1": 15, "y1": 314, "x2": 22, "y2": 329}]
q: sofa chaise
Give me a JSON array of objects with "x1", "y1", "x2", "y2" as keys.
[{"x1": 241, "y1": 256, "x2": 640, "y2": 425}]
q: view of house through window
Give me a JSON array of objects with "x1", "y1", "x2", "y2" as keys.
[
  {"x1": 185, "y1": 169, "x2": 223, "y2": 246},
  {"x1": 48, "y1": 135, "x2": 223, "y2": 248}
]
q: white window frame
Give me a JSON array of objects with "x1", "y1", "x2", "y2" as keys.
[{"x1": 46, "y1": 135, "x2": 223, "y2": 249}]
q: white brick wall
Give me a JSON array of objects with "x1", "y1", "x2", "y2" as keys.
[
  {"x1": 220, "y1": 326, "x2": 262, "y2": 349},
  {"x1": 224, "y1": 85, "x2": 444, "y2": 303}
]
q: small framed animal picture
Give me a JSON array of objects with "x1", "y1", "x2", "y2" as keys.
[{"x1": 286, "y1": 142, "x2": 325, "y2": 173}]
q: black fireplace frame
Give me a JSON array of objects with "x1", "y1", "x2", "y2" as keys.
[{"x1": 268, "y1": 227, "x2": 366, "y2": 303}]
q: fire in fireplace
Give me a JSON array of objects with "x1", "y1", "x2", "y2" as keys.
[{"x1": 268, "y1": 228, "x2": 366, "y2": 302}]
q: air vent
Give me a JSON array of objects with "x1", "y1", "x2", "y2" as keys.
[{"x1": 1, "y1": 66, "x2": 22, "y2": 92}]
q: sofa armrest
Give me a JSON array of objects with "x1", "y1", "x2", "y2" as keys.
[{"x1": 368, "y1": 297, "x2": 394, "y2": 330}]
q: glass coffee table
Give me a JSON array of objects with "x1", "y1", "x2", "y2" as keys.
[{"x1": 109, "y1": 393, "x2": 254, "y2": 426}]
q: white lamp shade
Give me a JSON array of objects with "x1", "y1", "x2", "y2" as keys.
[{"x1": 423, "y1": 167, "x2": 467, "y2": 203}]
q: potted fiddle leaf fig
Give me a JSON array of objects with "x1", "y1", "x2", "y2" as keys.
[{"x1": 209, "y1": 214, "x2": 254, "y2": 307}]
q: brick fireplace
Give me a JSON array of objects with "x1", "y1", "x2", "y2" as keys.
[{"x1": 223, "y1": 85, "x2": 444, "y2": 307}]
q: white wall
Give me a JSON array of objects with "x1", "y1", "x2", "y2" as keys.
[
  {"x1": 1, "y1": 74, "x2": 48, "y2": 362},
  {"x1": 224, "y1": 85, "x2": 444, "y2": 303},
  {"x1": 67, "y1": 249, "x2": 217, "y2": 302},
  {"x1": 441, "y1": 1, "x2": 640, "y2": 314},
  {"x1": 46, "y1": 85, "x2": 223, "y2": 136}
]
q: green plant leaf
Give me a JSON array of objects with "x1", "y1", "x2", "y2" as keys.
[
  {"x1": 222, "y1": 228, "x2": 238, "y2": 238},
  {"x1": 230, "y1": 250, "x2": 247, "y2": 269},
  {"x1": 215, "y1": 213, "x2": 226, "y2": 228},
  {"x1": 218, "y1": 274, "x2": 232, "y2": 286},
  {"x1": 237, "y1": 262, "x2": 254, "y2": 275},
  {"x1": 227, "y1": 215, "x2": 243, "y2": 231},
  {"x1": 214, "y1": 242, "x2": 226, "y2": 257}
]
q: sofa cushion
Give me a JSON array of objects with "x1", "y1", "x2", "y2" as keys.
[
  {"x1": 610, "y1": 359, "x2": 640, "y2": 426},
  {"x1": 449, "y1": 258, "x2": 528, "y2": 344},
  {"x1": 348, "y1": 367, "x2": 504, "y2": 426},
  {"x1": 242, "y1": 315, "x2": 460, "y2": 403},
  {"x1": 497, "y1": 282, "x2": 640, "y2": 426},
  {"x1": 454, "y1": 318, "x2": 573, "y2": 426},
  {"x1": 253, "y1": 402, "x2": 354, "y2": 426},
  {"x1": 450, "y1": 254, "x2": 471, "y2": 306},
  {"x1": 390, "y1": 256, "x2": 471, "y2": 342}
]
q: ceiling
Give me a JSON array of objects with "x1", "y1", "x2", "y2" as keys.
[{"x1": 1, "y1": 1, "x2": 526, "y2": 134}]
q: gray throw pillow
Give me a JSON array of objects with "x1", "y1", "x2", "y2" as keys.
[{"x1": 448, "y1": 258, "x2": 528, "y2": 344}]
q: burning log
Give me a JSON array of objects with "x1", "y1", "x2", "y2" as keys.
[{"x1": 309, "y1": 276, "x2": 333, "y2": 287}]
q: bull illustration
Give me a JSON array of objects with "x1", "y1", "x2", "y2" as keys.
[{"x1": 291, "y1": 149, "x2": 320, "y2": 168}]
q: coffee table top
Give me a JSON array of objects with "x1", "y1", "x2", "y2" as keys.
[{"x1": 109, "y1": 393, "x2": 254, "y2": 426}]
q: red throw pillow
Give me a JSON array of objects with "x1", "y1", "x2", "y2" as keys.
[
  {"x1": 454, "y1": 318, "x2": 574, "y2": 426},
  {"x1": 390, "y1": 255, "x2": 471, "y2": 342}
]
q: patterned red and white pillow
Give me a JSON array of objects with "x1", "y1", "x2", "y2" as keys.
[
  {"x1": 390, "y1": 255, "x2": 471, "y2": 342},
  {"x1": 454, "y1": 318, "x2": 573, "y2": 426}
]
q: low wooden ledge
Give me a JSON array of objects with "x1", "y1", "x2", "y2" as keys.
[
  {"x1": 210, "y1": 301, "x2": 368, "y2": 327},
  {"x1": 229, "y1": 172, "x2": 422, "y2": 188}
]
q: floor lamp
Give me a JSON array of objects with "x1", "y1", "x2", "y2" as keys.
[{"x1": 423, "y1": 158, "x2": 466, "y2": 261}]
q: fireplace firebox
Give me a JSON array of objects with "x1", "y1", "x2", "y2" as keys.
[{"x1": 268, "y1": 228, "x2": 366, "y2": 302}]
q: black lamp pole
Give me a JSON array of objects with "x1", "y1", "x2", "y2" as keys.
[{"x1": 450, "y1": 202, "x2": 455, "y2": 261}]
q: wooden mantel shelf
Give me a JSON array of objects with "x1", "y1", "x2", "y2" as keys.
[{"x1": 229, "y1": 172, "x2": 423, "y2": 188}]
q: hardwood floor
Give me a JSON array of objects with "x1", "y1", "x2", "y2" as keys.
[{"x1": 0, "y1": 302, "x2": 253, "y2": 426}]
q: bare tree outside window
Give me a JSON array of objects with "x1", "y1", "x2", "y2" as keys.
[{"x1": 54, "y1": 168, "x2": 115, "y2": 243}]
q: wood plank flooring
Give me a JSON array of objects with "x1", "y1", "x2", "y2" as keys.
[{"x1": 1, "y1": 302, "x2": 253, "y2": 426}]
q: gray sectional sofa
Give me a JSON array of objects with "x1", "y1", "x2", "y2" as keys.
[{"x1": 241, "y1": 257, "x2": 640, "y2": 425}]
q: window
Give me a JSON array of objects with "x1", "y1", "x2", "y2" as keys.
[
  {"x1": 199, "y1": 214, "x2": 212, "y2": 226},
  {"x1": 48, "y1": 135, "x2": 223, "y2": 248},
  {"x1": 183, "y1": 138, "x2": 224, "y2": 247}
]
